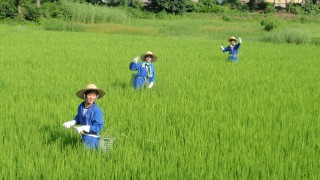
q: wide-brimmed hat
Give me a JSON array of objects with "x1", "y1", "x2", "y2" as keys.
[
  {"x1": 228, "y1": 37, "x2": 237, "y2": 42},
  {"x1": 76, "y1": 84, "x2": 105, "y2": 99},
  {"x1": 140, "y1": 51, "x2": 157, "y2": 62}
]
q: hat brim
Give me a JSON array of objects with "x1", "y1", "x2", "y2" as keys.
[
  {"x1": 229, "y1": 38, "x2": 237, "y2": 42},
  {"x1": 141, "y1": 53, "x2": 157, "y2": 62},
  {"x1": 76, "y1": 88, "x2": 105, "y2": 99}
]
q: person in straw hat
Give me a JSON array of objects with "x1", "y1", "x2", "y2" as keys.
[
  {"x1": 220, "y1": 36, "x2": 242, "y2": 62},
  {"x1": 63, "y1": 84, "x2": 105, "y2": 149},
  {"x1": 129, "y1": 51, "x2": 157, "y2": 90}
]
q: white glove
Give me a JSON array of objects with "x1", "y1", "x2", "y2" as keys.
[
  {"x1": 133, "y1": 56, "x2": 139, "y2": 63},
  {"x1": 238, "y1": 37, "x2": 242, "y2": 44},
  {"x1": 220, "y1": 45, "x2": 224, "y2": 51},
  {"x1": 148, "y1": 82, "x2": 154, "y2": 88},
  {"x1": 63, "y1": 120, "x2": 76, "y2": 128},
  {"x1": 75, "y1": 125, "x2": 90, "y2": 134}
]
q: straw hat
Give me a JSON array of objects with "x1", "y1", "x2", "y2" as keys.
[
  {"x1": 76, "y1": 84, "x2": 105, "y2": 99},
  {"x1": 228, "y1": 37, "x2": 237, "y2": 42},
  {"x1": 140, "y1": 51, "x2": 157, "y2": 62}
]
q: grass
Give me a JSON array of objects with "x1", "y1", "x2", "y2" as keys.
[
  {"x1": 38, "y1": 11, "x2": 320, "y2": 46},
  {"x1": 0, "y1": 14, "x2": 320, "y2": 178}
]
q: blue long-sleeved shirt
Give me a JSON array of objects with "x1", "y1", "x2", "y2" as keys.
[
  {"x1": 223, "y1": 43, "x2": 241, "y2": 61},
  {"x1": 129, "y1": 62, "x2": 155, "y2": 82},
  {"x1": 74, "y1": 102, "x2": 104, "y2": 135}
]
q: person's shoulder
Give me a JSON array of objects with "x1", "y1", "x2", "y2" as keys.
[
  {"x1": 92, "y1": 103, "x2": 102, "y2": 112},
  {"x1": 77, "y1": 102, "x2": 84, "y2": 107}
]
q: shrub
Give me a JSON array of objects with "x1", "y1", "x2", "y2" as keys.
[
  {"x1": 125, "y1": 7, "x2": 144, "y2": 18},
  {"x1": 128, "y1": 0, "x2": 144, "y2": 9},
  {"x1": 0, "y1": 1, "x2": 17, "y2": 19},
  {"x1": 194, "y1": 2, "x2": 224, "y2": 13},
  {"x1": 302, "y1": 3, "x2": 320, "y2": 15},
  {"x1": 257, "y1": 2, "x2": 268, "y2": 10},
  {"x1": 104, "y1": 0, "x2": 127, "y2": 6},
  {"x1": 40, "y1": 2, "x2": 64, "y2": 19},
  {"x1": 222, "y1": 14, "x2": 231, "y2": 21},
  {"x1": 265, "y1": 4, "x2": 275, "y2": 14},
  {"x1": 156, "y1": 10, "x2": 170, "y2": 19},
  {"x1": 22, "y1": 2, "x2": 41, "y2": 22},
  {"x1": 185, "y1": 1, "x2": 196, "y2": 12},
  {"x1": 261, "y1": 17, "x2": 278, "y2": 31},
  {"x1": 147, "y1": 0, "x2": 191, "y2": 14},
  {"x1": 231, "y1": 0, "x2": 249, "y2": 12},
  {"x1": 287, "y1": 3, "x2": 303, "y2": 15},
  {"x1": 125, "y1": 7, "x2": 156, "y2": 19}
]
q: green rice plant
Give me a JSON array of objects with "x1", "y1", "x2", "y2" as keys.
[
  {"x1": 0, "y1": 16, "x2": 320, "y2": 179},
  {"x1": 43, "y1": 18, "x2": 85, "y2": 32},
  {"x1": 313, "y1": 37, "x2": 320, "y2": 46}
]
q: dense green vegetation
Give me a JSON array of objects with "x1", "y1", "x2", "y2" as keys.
[{"x1": 1, "y1": 0, "x2": 320, "y2": 23}]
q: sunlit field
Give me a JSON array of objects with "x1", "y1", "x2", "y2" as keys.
[{"x1": 0, "y1": 22, "x2": 319, "y2": 178}]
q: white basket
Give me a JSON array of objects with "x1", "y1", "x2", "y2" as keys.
[{"x1": 98, "y1": 137, "x2": 116, "y2": 153}]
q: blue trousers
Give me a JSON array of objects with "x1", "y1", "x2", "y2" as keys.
[
  {"x1": 82, "y1": 135, "x2": 98, "y2": 149},
  {"x1": 228, "y1": 55, "x2": 238, "y2": 62},
  {"x1": 133, "y1": 77, "x2": 150, "y2": 90}
]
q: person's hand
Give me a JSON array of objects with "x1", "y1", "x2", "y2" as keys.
[
  {"x1": 75, "y1": 125, "x2": 90, "y2": 134},
  {"x1": 238, "y1": 37, "x2": 242, "y2": 44},
  {"x1": 148, "y1": 82, "x2": 154, "y2": 88},
  {"x1": 133, "y1": 56, "x2": 139, "y2": 63},
  {"x1": 220, "y1": 45, "x2": 224, "y2": 51},
  {"x1": 63, "y1": 120, "x2": 76, "y2": 128}
]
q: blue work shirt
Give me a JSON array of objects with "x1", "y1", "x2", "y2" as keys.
[
  {"x1": 223, "y1": 43, "x2": 241, "y2": 62},
  {"x1": 129, "y1": 61, "x2": 156, "y2": 89},
  {"x1": 74, "y1": 102, "x2": 104, "y2": 148}
]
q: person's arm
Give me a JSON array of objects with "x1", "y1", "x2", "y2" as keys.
[
  {"x1": 88, "y1": 108, "x2": 104, "y2": 134},
  {"x1": 74, "y1": 104, "x2": 82, "y2": 125},
  {"x1": 235, "y1": 37, "x2": 242, "y2": 49},
  {"x1": 220, "y1": 45, "x2": 225, "y2": 52},
  {"x1": 129, "y1": 56, "x2": 140, "y2": 71},
  {"x1": 64, "y1": 104, "x2": 81, "y2": 128},
  {"x1": 222, "y1": 46, "x2": 230, "y2": 52},
  {"x1": 235, "y1": 43, "x2": 241, "y2": 50},
  {"x1": 129, "y1": 62, "x2": 139, "y2": 70}
]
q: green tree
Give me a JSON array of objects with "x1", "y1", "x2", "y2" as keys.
[
  {"x1": 0, "y1": 0, "x2": 17, "y2": 18},
  {"x1": 147, "y1": 0, "x2": 192, "y2": 14}
]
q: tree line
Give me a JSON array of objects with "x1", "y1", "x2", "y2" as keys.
[{"x1": 0, "y1": 0, "x2": 319, "y2": 22}]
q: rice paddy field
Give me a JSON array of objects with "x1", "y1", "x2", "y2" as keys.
[{"x1": 0, "y1": 15, "x2": 320, "y2": 178}]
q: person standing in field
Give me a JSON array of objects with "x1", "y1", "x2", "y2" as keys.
[
  {"x1": 63, "y1": 84, "x2": 105, "y2": 149},
  {"x1": 129, "y1": 51, "x2": 157, "y2": 90},
  {"x1": 221, "y1": 37, "x2": 242, "y2": 62}
]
